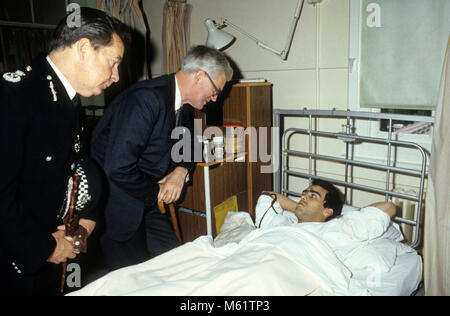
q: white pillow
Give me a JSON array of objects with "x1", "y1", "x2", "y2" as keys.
[
  {"x1": 213, "y1": 212, "x2": 255, "y2": 247},
  {"x1": 342, "y1": 204, "x2": 359, "y2": 214},
  {"x1": 381, "y1": 222, "x2": 404, "y2": 242}
]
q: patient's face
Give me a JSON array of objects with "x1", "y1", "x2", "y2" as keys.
[{"x1": 294, "y1": 185, "x2": 329, "y2": 222}]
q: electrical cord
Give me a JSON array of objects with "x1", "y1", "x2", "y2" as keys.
[{"x1": 257, "y1": 192, "x2": 278, "y2": 228}]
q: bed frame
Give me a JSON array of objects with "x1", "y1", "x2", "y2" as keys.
[{"x1": 273, "y1": 109, "x2": 435, "y2": 249}]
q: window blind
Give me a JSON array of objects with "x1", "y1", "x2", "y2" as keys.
[{"x1": 360, "y1": 0, "x2": 450, "y2": 110}]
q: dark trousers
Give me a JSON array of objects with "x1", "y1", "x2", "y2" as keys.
[{"x1": 100, "y1": 206, "x2": 181, "y2": 272}]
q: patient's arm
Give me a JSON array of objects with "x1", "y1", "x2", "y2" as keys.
[
  {"x1": 369, "y1": 201, "x2": 396, "y2": 219},
  {"x1": 262, "y1": 191, "x2": 298, "y2": 213}
]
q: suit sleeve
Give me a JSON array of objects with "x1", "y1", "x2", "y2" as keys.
[
  {"x1": 102, "y1": 90, "x2": 160, "y2": 206},
  {"x1": 0, "y1": 86, "x2": 56, "y2": 274}
]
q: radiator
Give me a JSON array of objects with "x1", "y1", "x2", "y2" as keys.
[{"x1": 392, "y1": 189, "x2": 420, "y2": 244}]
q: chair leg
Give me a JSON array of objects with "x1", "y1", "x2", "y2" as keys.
[
  {"x1": 158, "y1": 201, "x2": 182, "y2": 242},
  {"x1": 157, "y1": 201, "x2": 166, "y2": 214},
  {"x1": 168, "y1": 203, "x2": 182, "y2": 242}
]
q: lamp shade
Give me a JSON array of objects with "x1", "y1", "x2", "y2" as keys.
[{"x1": 204, "y1": 19, "x2": 234, "y2": 50}]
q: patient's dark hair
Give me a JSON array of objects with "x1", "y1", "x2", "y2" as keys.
[
  {"x1": 312, "y1": 179, "x2": 344, "y2": 221},
  {"x1": 49, "y1": 7, "x2": 131, "y2": 52}
]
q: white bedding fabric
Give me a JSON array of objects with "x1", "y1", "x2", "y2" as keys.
[{"x1": 69, "y1": 196, "x2": 422, "y2": 296}]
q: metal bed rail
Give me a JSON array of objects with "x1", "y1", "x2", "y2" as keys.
[{"x1": 273, "y1": 109, "x2": 434, "y2": 248}]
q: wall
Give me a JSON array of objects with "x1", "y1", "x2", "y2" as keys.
[
  {"x1": 142, "y1": 0, "x2": 167, "y2": 77},
  {"x1": 145, "y1": 0, "x2": 349, "y2": 112}
]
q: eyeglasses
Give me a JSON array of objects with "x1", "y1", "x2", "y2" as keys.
[{"x1": 204, "y1": 71, "x2": 221, "y2": 97}]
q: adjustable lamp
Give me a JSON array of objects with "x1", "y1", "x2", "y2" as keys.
[
  {"x1": 205, "y1": 19, "x2": 235, "y2": 50},
  {"x1": 204, "y1": 0, "x2": 322, "y2": 60}
]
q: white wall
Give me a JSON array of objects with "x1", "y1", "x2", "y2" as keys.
[{"x1": 142, "y1": 0, "x2": 167, "y2": 77}]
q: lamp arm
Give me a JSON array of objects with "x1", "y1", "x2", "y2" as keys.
[
  {"x1": 222, "y1": 19, "x2": 282, "y2": 57},
  {"x1": 281, "y1": 0, "x2": 305, "y2": 60},
  {"x1": 222, "y1": 0, "x2": 305, "y2": 60}
]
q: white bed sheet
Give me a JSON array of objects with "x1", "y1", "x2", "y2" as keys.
[
  {"x1": 70, "y1": 226, "x2": 368, "y2": 296},
  {"x1": 69, "y1": 199, "x2": 422, "y2": 296},
  {"x1": 351, "y1": 248, "x2": 423, "y2": 296},
  {"x1": 69, "y1": 239, "x2": 331, "y2": 296}
]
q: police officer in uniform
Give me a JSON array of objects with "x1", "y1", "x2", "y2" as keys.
[{"x1": 0, "y1": 8, "x2": 130, "y2": 296}]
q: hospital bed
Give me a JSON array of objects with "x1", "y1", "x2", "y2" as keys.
[{"x1": 69, "y1": 109, "x2": 432, "y2": 296}]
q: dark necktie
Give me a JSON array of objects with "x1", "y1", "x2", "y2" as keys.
[
  {"x1": 72, "y1": 94, "x2": 81, "y2": 108},
  {"x1": 175, "y1": 107, "x2": 182, "y2": 127}
]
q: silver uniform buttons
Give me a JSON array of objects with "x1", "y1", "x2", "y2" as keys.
[
  {"x1": 45, "y1": 156, "x2": 53, "y2": 162},
  {"x1": 11, "y1": 262, "x2": 22, "y2": 274}
]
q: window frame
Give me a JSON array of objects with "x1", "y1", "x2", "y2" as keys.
[
  {"x1": 347, "y1": 0, "x2": 434, "y2": 168},
  {"x1": 0, "y1": 0, "x2": 69, "y2": 29}
]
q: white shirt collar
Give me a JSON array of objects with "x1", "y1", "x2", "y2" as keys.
[
  {"x1": 46, "y1": 55, "x2": 77, "y2": 100},
  {"x1": 174, "y1": 75, "x2": 182, "y2": 111}
]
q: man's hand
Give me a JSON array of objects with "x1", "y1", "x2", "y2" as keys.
[
  {"x1": 47, "y1": 227, "x2": 78, "y2": 264},
  {"x1": 262, "y1": 191, "x2": 298, "y2": 213},
  {"x1": 157, "y1": 167, "x2": 188, "y2": 204}
]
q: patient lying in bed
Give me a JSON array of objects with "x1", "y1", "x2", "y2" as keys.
[
  {"x1": 69, "y1": 179, "x2": 420, "y2": 296},
  {"x1": 216, "y1": 179, "x2": 402, "y2": 270},
  {"x1": 248, "y1": 180, "x2": 402, "y2": 271}
]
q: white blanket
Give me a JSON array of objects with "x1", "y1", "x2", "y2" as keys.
[
  {"x1": 70, "y1": 226, "x2": 367, "y2": 296},
  {"x1": 69, "y1": 197, "x2": 421, "y2": 296}
]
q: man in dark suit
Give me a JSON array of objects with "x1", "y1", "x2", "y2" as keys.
[
  {"x1": 0, "y1": 8, "x2": 130, "y2": 296},
  {"x1": 90, "y1": 45, "x2": 233, "y2": 270}
]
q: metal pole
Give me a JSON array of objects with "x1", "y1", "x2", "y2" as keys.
[
  {"x1": 203, "y1": 166, "x2": 212, "y2": 237},
  {"x1": 273, "y1": 112, "x2": 281, "y2": 193},
  {"x1": 386, "y1": 119, "x2": 393, "y2": 201},
  {"x1": 308, "y1": 114, "x2": 313, "y2": 185}
]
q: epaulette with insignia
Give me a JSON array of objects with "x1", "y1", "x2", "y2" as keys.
[
  {"x1": 2, "y1": 70, "x2": 26, "y2": 83},
  {"x1": 2, "y1": 65, "x2": 32, "y2": 83}
]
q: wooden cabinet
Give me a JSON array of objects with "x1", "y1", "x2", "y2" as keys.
[
  {"x1": 178, "y1": 82, "x2": 273, "y2": 241},
  {"x1": 222, "y1": 82, "x2": 273, "y2": 214}
]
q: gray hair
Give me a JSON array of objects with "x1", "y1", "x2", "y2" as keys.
[{"x1": 180, "y1": 45, "x2": 233, "y2": 81}]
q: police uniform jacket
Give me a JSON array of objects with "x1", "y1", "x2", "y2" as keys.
[
  {"x1": 90, "y1": 74, "x2": 195, "y2": 242},
  {"x1": 0, "y1": 54, "x2": 93, "y2": 287}
]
